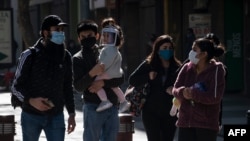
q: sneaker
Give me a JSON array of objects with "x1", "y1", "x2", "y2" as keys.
[
  {"x1": 119, "y1": 101, "x2": 131, "y2": 113},
  {"x1": 96, "y1": 100, "x2": 113, "y2": 112}
]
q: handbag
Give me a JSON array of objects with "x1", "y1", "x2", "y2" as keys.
[{"x1": 125, "y1": 83, "x2": 149, "y2": 117}]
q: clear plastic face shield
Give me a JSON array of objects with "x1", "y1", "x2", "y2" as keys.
[{"x1": 100, "y1": 26, "x2": 118, "y2": 46}]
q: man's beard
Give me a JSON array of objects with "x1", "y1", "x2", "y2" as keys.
[{"x1": 44, "y1": 38, "x2": 65, "y2": 64}]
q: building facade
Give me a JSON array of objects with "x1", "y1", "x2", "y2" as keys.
[{"x1": 1, "y1": 0, "x2": 249, "y2": 96}]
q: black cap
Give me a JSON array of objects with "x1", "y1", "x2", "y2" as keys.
[{"x1": 41, "y1": 15, "x2": 68, "y2": 30}]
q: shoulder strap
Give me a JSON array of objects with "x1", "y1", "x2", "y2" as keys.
[
  {"x1": 176, "y1": 59, "x2": 189, "y2": 74},
  {"x1": 29, "y1": 47, "x2": 36, "y2": 55}
]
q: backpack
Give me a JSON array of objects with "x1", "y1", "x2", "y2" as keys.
[{"x1": 11, "y1": 47, "x2": 36, "y2": 109}]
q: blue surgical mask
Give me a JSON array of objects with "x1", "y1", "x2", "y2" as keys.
[
  {"x1": 50, "y1": 31, "x2": 65, "y2": 45},
  {"x1": 159, "y1": 50, "x2": 173, "y2": 60}
]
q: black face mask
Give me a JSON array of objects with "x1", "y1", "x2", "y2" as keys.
[{"x1": 81, "y1": 37, "x2": 96, "y2": 51}]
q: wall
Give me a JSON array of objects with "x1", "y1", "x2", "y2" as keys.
[
  {"x1": 243, "y1": 0, "x2": 250, "y2": 96},
  {"x1": 121, "y1": 0, "x2": 157, "y2": 78}
]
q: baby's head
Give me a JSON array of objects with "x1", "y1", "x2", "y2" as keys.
[
  {"x1": 100, "y1": 26, "x2": 118, "y2": 46},
  {"x1": 100, "y1": 18, "x2": 124, "y2": 48}
]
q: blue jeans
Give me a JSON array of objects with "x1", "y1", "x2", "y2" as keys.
[
  {"x1": 21, "y1": 111, "x2": 65, "y2": 141},
  {"x1": 83, "y1": 103, "x2": 119, "y2": 141}
]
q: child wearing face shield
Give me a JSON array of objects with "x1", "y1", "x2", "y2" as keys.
[{"x1": 95, "y1": 24, "x2": 131, "y2": 112}]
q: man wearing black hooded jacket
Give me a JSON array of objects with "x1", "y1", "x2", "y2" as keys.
[{"x1": 11, "y1": 15, "x2": 76, "y2": 141}]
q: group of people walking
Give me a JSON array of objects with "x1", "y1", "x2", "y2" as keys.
[{"x1": 11, "y1": 14, "x2": 226, "y2": 141}]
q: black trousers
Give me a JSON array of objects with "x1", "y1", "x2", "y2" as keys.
[
  {"x1": 142, "y1": 107, "x2": 177, "y2": 141},
  {"x1": 178, "y1": 127, "x2": 217, "y2": 141}
]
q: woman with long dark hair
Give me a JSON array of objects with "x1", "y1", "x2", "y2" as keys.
[{"x1": 129, "y1": 34, "x2": 181, "y2": 141}]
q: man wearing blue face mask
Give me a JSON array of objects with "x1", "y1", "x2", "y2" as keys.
[{"x1": 11, "y1": 15, "x2": 76, "y2": 141}]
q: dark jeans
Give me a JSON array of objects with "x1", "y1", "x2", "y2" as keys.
[
  {"x1": 83, "y1": 103, "x2": 119, "y2": 141},
  {"x1": 178, "y1": 127, "x2": 217, "y2": 141},
  {"x1": 21, "y1": 111, "x2": 65, "y2": 141}
]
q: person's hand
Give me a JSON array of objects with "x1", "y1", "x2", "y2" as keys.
[
  {"x1": 183, "y1": 87, "x2": 192, "y2": 100},
  {"x1": 88, "y1": 80, "x2": 104, "y2": 93},
  {"x1": 67, "y1": 114, "x2": 76, "y2": 134},
  {"x1": 29, "y1": 97, "x2": 53, "y2": 111},
  {"x1": 149, "y1": 71, "x2": 157, "y2": 80},
  {"x1": 166, "y1": 86, "x2": 173, "y2": 95},
  {"x1": 89, "y1": 64, "x2": 104, "y2": 77}
]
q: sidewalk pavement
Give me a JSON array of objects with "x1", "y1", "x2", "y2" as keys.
[
  {"x1": 0, "y1": 87, "x2": 250, "y2": 141},
  {"x1": 0, "y1": 89, "x2": 147, "y2": 141}
]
